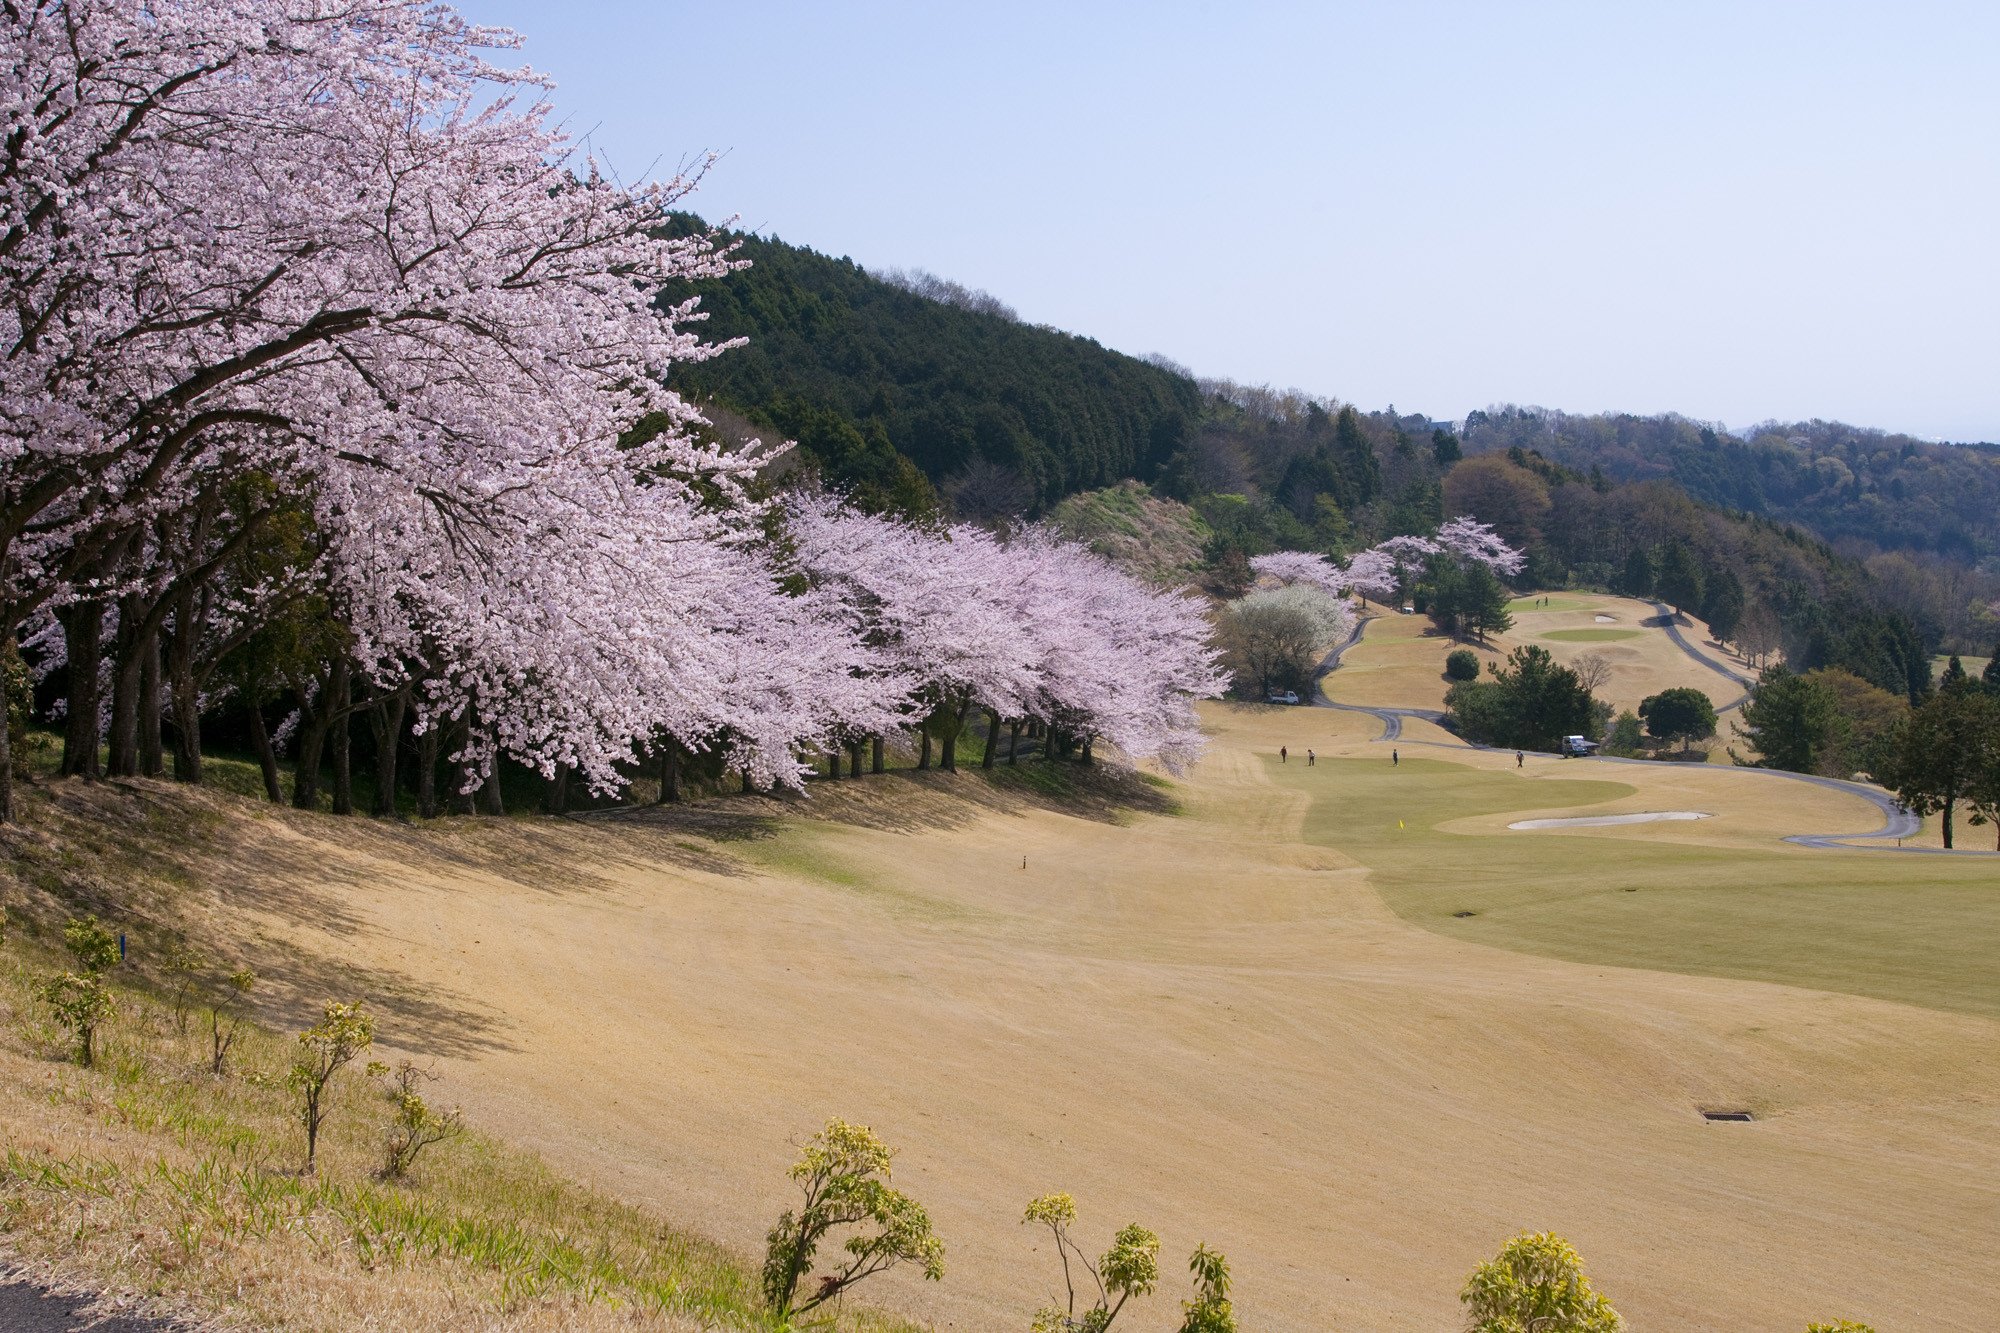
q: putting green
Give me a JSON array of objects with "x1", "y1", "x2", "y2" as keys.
[
  {"x1": 1278, "y1": 754, "x2": 2000, "y2": 1020},
  {"x1": 1541, "y1": 628, "x2": 1642, "y2": 642},
  {"x1": 1506, "y1": 594, "x2": 1595, "y2": 612}
]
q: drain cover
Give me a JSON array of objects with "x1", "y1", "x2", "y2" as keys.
[{"x1": 1701, "y1": 1109, "x2": 1753, "y2": 1123}]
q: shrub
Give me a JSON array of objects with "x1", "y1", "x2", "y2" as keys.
[
  {"x1": 375, "y1": 1061, "x2": 465, "y2": 1180},
  {"x1": 1461, "y1": 1231, "x2": 1621, "y2": 1332},
  {"x1": 1638, "y1": 687, "x2": 1718, "y2": 755},
  {"x1": 163, "y1": 940, "x2": 206, "y2": 1034},
  {"x1": 761, "y1": 1118, "x2": 944, "y2": 1320},
  {"x1": 40, "y1": 914, "x2": 121, "y2": 1066},
  {"x1": 62, "y1": 914, "x2": 118, "y2": 974},
  {"x1": 1445, "y1": 649, "x2": 1481, "y2": 682},
  {"x1": 289, "y1": 1001, "x2": 374, "y2": 1174},
  {"x1": 1177, "y1": 1243, "x2": 1236, "y2": 1333},
  {"x1": 208, "y1": 966, "x2": 255, "y2": 1076},
  {"x1": 1602, "y1": 711, "x2": 1644, "y2": 757},
  {"x1": 1022, "y1": 1192, "x2": 1159, "y2": 1331},
  {"x1": 37, "y1": 972, "x2": 113, "y2": 1067},
  {"x1": 1804, "y1": 1323, "x2": 1875, "y2": 1332}
]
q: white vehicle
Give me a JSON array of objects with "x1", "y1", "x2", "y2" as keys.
[
  {"x1": 1267, "y1": 689, "x2": 1301, "y2": 706},
  {"x1": 1561, "y1": 735, "x2": 1599, "y2": 757}
]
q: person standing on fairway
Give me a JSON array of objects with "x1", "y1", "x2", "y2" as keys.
[
  {"x1": 1281, "y1": 746, "x2": 1288, "y2": 763},
  {"x1": 1517, "y1": 750, "x2": 1524, "y2": 768},
  {"x1": 1392, "y1": 749, "x2": 1398, "y2": 766},
  {"x1": 1308, "y1": 749, "x2": 1315, "y2": 766}
]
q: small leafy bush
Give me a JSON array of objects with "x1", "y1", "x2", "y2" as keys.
[
  {"x1": 289, "y1": 1001, "x2": 374, "y2": 1173},
  {"x1": 208, "y1": 966, "x2": 255, "y2": 1075},
  {"x1": 374, "y1": 1061, "x2": 464, "y2": 1180},
  {"x1": 1022, "y1": 1192, "x2": 1158, "y2": 1331},
  {"x1": 1461, "y1": 1231, "x2": 1621, "y2": 1332},
  {"x1": 37, "y1": 972, "x2": 114, "y2": 1066},
  {"x1": 1177, "y1": 1243, "x2": 1236, "y2": 1333},
  {"x1": 1445, "y1": 649, "x2": 1482, "y2": 682},
  {"x1": 63, "y1": 914, "x2": 118, "y2": 973},
  {"x1": 762, "y1": 1118, "x2": 943, "y2": 1321}
]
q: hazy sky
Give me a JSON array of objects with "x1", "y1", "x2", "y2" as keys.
[{"x1": 462, "y1": 2, "x2": 2000, "y2": 440}]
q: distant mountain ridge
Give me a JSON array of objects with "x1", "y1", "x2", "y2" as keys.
[{"x1": 1458, "y1": 407, "x2": 2000, "y2": 564}]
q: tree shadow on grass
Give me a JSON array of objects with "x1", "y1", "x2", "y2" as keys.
[{"x1": 587, "y1": 759, "x2": 1178, "y2": 838}]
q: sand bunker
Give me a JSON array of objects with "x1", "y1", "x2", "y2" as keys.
[
  {"x1": 1594, "y1": 614, "x2": 1616, "y2": 622},
  {"x1": 1509, "y1": 810, "x2": 1712, "y2": 830}
]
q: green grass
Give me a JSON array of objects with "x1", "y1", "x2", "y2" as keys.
[
  {"x1": 1276, "y1": 755, "x2": 2000, "y2": 1019},
  {"x1": 1540, "y1": 628, "x2": 1642, "y2": 642},
  {"x1": 1931, "y1": 654, "x2": 1992, "y2": 682},
  {"x1": 1506, "y1": 595, "x2": 1596, "y2": 613}
]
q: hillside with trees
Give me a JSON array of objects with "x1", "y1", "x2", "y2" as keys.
[{"x1": 656, "y1": 223, "x2": 1203, "y2": 515}]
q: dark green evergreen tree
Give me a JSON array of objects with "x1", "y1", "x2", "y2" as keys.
[
  {"x1": 1655, "y1": 541, "x2": 1705, "y2": 616},
  {"x1": 1431, "y1": 428, "x2": 1462, "y2": 467},
  {"x1": 1638, "y1": 687, "x2": 1719, "y2": 756},
  {"x1": 1462, "y1": 561, "x2": 1514, "y2": 643},
  {"x1": 1618, "y1": 546, "x2": 1656, "y2": 598},
  {"x1": 1734, "y1": 667, "x2": 1837, "y2": 774},
  {"x1": 1700, "y1": 567, "x2": 1745, "y2": 642},
  {"x1": 1883, "y1": 684, "x2": 2000, "y2": 850}
]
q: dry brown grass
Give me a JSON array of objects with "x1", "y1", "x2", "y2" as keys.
[{"x1": 0, "y1": 780, "x2": 922, "y2": 1333}]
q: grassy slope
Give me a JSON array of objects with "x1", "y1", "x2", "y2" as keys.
[
  {"x1": 1280, "y1": 751, "x2": 2000, "y2": 1019},
  {"x1": 1048, "y1": 481, "x2": 1210, "y2": 585},
  {"x1": 0, "y1": 778, "x2": 919, "y2": 1333}
]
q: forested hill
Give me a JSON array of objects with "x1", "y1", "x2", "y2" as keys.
[
  {"x1": 658, "y1": 219, "x2": 1201, "y2": 515},
  {"x1": 1460, "y1": 407, "x2": 2000, "y2": 564}
]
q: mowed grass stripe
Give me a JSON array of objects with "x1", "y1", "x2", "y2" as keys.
[
  {"x1": 1540, "y1": 628, "x2": 1643, "y2": 642},
  {"x1": 1278, "y1": 755, "x2": 2000, "y2": 1019}
]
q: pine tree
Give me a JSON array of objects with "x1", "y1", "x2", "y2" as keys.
[
  {"x1": 1619, "y1": 546, "x2": 1656, "y2": 598},
  {"x1": 1656, "y1": 541, "x2": 1705, "y2": 617},
  {"x1": 1735, "y1": 667, "x2": 1837, "y2": 774}
]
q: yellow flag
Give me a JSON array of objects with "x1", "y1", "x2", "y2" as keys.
[{"x1": 1398, "y1": 820, "x2": 1405, "y2": 829}]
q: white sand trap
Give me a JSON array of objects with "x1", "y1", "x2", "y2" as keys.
[
  {"x1": 1509, "y1": 810, "x2": 1713, "y2": 830},
  {"x1": 1594, "y1": 614, "x2": 1616, "y2": 622}
]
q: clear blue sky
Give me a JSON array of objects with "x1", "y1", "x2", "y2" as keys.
[{"x1": 463, "y1": 1, "x2": 2000, "y2": 441}]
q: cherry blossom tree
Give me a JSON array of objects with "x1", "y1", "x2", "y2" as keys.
[
  {"x1": 0, "y1": 0, "x2": 792, "y2": 815},
  {"x1": 1249, "y1": 518, "x2": 1523, "y2": 615}
]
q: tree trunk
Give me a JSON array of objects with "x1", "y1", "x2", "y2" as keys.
[
  {"x1": 416, "y1": 723, "x2": 439, "y2": 818},
  {"x1": 138, "y1": 633, "x2": 163, "y2": 777},
  {"x1": 58, "y1": 601, "x2": 104, "y2": 778},
  {"x1": 1081, "y1": 735, "x2": 1094, "y2": 764},
  {"x1": 292, "y1": 708, "x2": 328, "y2": 810},
  {"x1": 329, "y1": 659, "x2": 353, "y2": 815},
  {"x1": 741, "y1": 767, "x2": 754, "y2": 794},
  {"x1": 656, "y1": 742, "x2": 679, "y2": 804},
  {"x1": 983, "y1": 709, "x2": 1001, "y2": 770},
  {"x1": 543, "y1": 763, "x2": 570, "y2": 815},
  {"x1": 0, "y1": 639, "x2": 14, "y2": 823},
  {"x1": 479, "y1": 749, "x2": 505, "y2": 816},
  {"x1": 918, "y1": 727, "x2": 932, "y2": 771},
  {"x1": 106, "y1": 600, "x2": 146, "y2": 778},
  {"x1": 449, "y1": 713, "x2": 477, "y2": 815},
  {"x1": 245, "y1": 700, "x2": 284, "y2": 803},
  {"x1": 848, "y1": 741, "x2": 863, "y2": 778},
  {"x1": 1941, "y1": 793, "x2": 1954, "y2": 851},
  {"x1": 368, "y1": 689, "x2": 405, "y2": 818},
  {"x1": 871, "y1": 735, "x2": 884, "y2": 775},
  {"x1": 1008, "y1": 719, "x2": 1022, "y2": 765},
  {"x1": 825, "y1": 749, "x2": 840, "y2": 779},
  {"x1": 166, "y1": 609, "x2": 202, "y2": 786}
]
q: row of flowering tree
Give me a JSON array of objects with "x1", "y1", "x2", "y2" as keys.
[
  {"x1": 1247, "y1": 518, "x2": 1527, "y2": 607},
  {"x1": 0, "y1": 0, "x2": 1223, "y2": 821}
]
